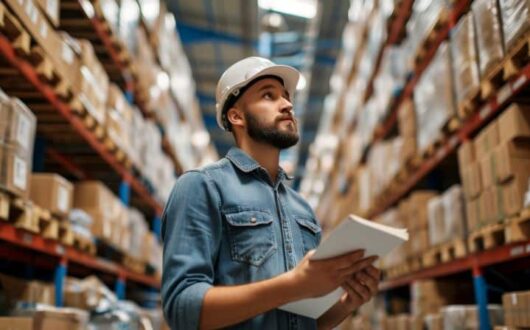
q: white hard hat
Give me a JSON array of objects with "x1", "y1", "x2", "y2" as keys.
[{"x1": 215, "y1": 56, "x2": 300, "y2": 131}]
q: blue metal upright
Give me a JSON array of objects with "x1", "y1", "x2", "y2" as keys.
[
  {"x1": 152, "y1": 215, "x2": 162, "y2": 242},
  {"x1": 115, "y1": 276, "x2": 126, "y2": 300},
  {"x1": 54, "y1": 259, "x2": 67, "y2": 307},
  {"x1": 119, "y1": 181, "x2": 131, "y2": 206},
  {"x1": 473, "y1": 266, "x2": 491, "y2": 330}
]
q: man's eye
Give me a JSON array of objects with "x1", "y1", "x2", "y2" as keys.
[{"x1": 264, "y1": 92, "x2": 273, "y2": 99}]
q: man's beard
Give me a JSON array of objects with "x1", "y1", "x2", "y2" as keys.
[{"x1": 245, "y1": 111, "x2": 299, "y2": 149}]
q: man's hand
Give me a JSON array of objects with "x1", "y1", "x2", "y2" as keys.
[
  {"x1": 288, "y1": 250, "x2": 378, "y2": 300},
  {"x1": 339, "y1": 265, "x2": 381, "y2": 311}
]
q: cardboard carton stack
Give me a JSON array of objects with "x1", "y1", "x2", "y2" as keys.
[
  {"x1": 441, "y1": 305, "x2": 504, "y2": 329},
  {"x1": 106, "y1": 84, "x2": 133, "y2": 158},
  {"x1": 459, "y1": 103, "x2": 530, "y2": 232},
  {"x1": 0, "y1": 90, "x2": 36, "y2": 199},
  {"x1": 397, "y1": 99, "x2": 417, "y2": 168},
  {"x1": 472, "y1": 0, "x2": 505, "y2": 76},
  {"x1": 30, "y1": 173, "x2": 73, "y2": 219},
  {"x1": 450, "y1": 13, "x2": 480, "y2": 116},
  {"x1": 427, "y1": 185, "x2": 467, "y2": 246},
  {"x1": 401, "y1": 191, "x2": 438, "y2": 258},
  {"x1": 503, "y1": 290, "x2": 530, "y2": 327}
]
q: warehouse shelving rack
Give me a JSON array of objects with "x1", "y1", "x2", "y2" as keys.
[
  {"x1": 333, "y1": 1, "x2": 530, "y2": 329},
  {"x1": 0, "y1": 1, "x2": 166, "y2": 304}
]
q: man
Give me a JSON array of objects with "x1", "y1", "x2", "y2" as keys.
[{"x1": 161, "y1": 57, "x2": 380, "y2": 329}]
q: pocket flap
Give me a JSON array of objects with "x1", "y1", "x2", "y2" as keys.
[
  {"x1": 295, "y1": 217, "x2": 321, "y2": 234},
  {"x1": 225, "y1": 210, "x2": 273, "y2": 227}
]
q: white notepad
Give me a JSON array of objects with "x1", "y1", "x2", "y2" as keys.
[{"x1": 279, "y1": 214, "x2": 409, "y2": 319}]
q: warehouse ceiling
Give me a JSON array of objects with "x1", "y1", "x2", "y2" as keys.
[{"x1": 166, "y1": 0, "x2": 350, "y2": 186}]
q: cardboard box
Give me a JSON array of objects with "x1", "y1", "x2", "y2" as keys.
[
  {"x1": 502, "y1": 173, "x2": 530, "y2": 217},
  {"x1": 475, "y1": 120, "x2": 500, "y2": 160},
  {"x1": 30, "y1": 173, "x2": 73, "y2": 218},
  {"x1": 0, "y1": 96, "x2": 36, "y2": 156},
  {"x1": 76, "y1": 40, "x2": 109, "y2": 125},
  {"x1": 498, "y1": 103, "x2": 530, "y2": 143},
  {"x1": 0, "y1": 144, "x2": 31, "y2": 199},
  {"x1": 463, "y1": 162, "x2": 483, "y2": 199},
  {"x1": 466, "y1": 197, "x2": 480, "y2": 231},
  {"x1": 77, "y1": 208, "x2": 112, "y2": 240},
  {"x1": 480, "y1": 185, "x2": 504, "y2": 225},
  {"x1": 33, "y1": 309, "x2": 89, "y2": 330},
  {"x1": 35, "y1": 0, "x2": 59, "y2": 27},
  {"x1": 0, "y1": 273, "x2": 55, "y2": 307},
  {"x1": 480, "y1": 153, "x2": 496, "y2": 189},
  {"x1": 494, "y1": 141, "x2": 530, "y2": 183},
  {"x1": 457, "y1": 141, "x2": 475, "y2": 173},
  {"x1": 0, "y1": 317, "x2": 33, "y2": 330},
  {"x1": 106, "y1": 84, "x2": 132, "y2": 152},
  {"x1": 74, "y1": 181, "x2": 115, "y2": 211},
  {"x1": 398, "y1": 99, "x2": 416, "y2": 137}
]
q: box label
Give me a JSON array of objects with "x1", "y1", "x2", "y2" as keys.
[
  {"x1": 62, "y1": 43, "x2": 74, "y2": 65},
  {"x1": 13, "y1": 156, "x2": 27, "y2": 190},
  {"x1": 39, "y1": 20, "x2": 48, "y2": 39},
  {"x1": 16, "y1": 114, "x2": 32, "y2": 151},
  {"x1": 47, "y1": 0, "x2": 58, "y2": 18},
  {"x1": 57, "y1": 185, "x2": 69, "y2": 212}
]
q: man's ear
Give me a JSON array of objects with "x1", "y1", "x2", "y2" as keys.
[{"x1": 227, "y1": 106, "x2": 245, "y2": 129}]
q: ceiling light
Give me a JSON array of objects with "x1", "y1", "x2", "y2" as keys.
[
  {"x1": 296, "y1": 74, "x2": 307, "y2": 91},
  {"x1": 258, "y1": 0, "x2": 317, "y2": 19}
]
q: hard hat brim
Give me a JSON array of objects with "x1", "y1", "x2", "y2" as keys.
[{"x1": 216, "y1": 64, "x2": 300, "y2": 130}]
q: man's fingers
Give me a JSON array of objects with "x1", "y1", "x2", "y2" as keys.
[
  {"x1": 365, "y1": 265, "x2": 381, "y2": 279},
  {"x1": 348, "y1": 278, "x2": 370, "y2": 301},
  {"x1": 338, "y1": 256, "x2": 378, "y2": 278},
  {"x1": 356, "y1": 271, "x2": 378, "y2": 295}
]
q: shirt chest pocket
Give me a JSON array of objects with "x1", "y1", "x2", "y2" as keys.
[
  {"x1": 295, "y1": 217, "x2": 321, "y2": 255},
  {"x1": 225, "y1": 210, "x2": 277, "y2": 267}
]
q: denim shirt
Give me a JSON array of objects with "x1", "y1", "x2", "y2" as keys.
[{"x1": 161, "y1": 147, "x2": 322, "y2": 329}]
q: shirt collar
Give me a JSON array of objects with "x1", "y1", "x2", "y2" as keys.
[{"x1": 226, "y1": 147, "x2": 294, "y2": 181}]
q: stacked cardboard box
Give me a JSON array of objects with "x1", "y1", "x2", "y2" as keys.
[
  {"x1": 0, "y1": 90, "x2": 36, "y2": 199},
  {"x1": 73, "y1": 181, "x2": 119, "y2": 245},
  {"x1": 499, "y1": 0, "x2": 530, "y2": 50},
  {"x1": 383, "y1": 314, "x2": 423, "y2": 330},
  {"x1": 472, "y1": 0, "x2": 505, "y2": 76},
  {"x1": 402, "y1": 191, "x2": 437, "y2": 257},
  {"x1": 503, "y1": 290, "x2": 530, "y2": 327},
  {"x1": 106, "y1": 84, "x2": 133, "y2": 157},
  {"x1": 427, "y1": 185, "x2": 467, "y2": 246},
  {"x1": 450, "y1": 13, "x2": 480, "y2": 115},
  {"x1": 0, "y1": 273, "x2": 55, "y2": 307},
  {"x1": 441, "y1": 305, "x2": 504, "y2": 329},
  {"x1": 30, "y1": 173, "x2": 73, "y2": 219},
  {"x1": 413, "y1": 42, "x2": 457, "y2": 153},
  {"x1": 460, "y1": 103, "x2": 530, "y2": 231},
  {"x1": 397, "y1": 99, "x2": 417, "y2": 168}
]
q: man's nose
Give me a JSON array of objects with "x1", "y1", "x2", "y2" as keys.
[{"x1": 280, "y1": 97, "x2": 293, "y2": 114}]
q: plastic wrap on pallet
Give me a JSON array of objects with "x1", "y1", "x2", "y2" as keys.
[
  {"x1": 424, "y1": 313, "x2": 443, "y2": 330},
  {"x1": 499, "y1": 0, "x2": 530, "y2": 50},
  {"x1": 97, "y1": 0, "x2": 119, "y2": 33},
  {"x1": 413, "y1": 42, "x2": 456, "y2": 153},
  {"x1": 118, "y1": 0, "x2": 140, "y2": 52},
  {"x1": 128, "y1": 208, "x2": 148, "y2": 260},
  {"x1": 441, "y1": 185, "x2": 467, "y2": 240},
  {"x1": 450, "y1": 13, "x2": 481, "y2": 108},
  {"x1": 377, "y1": 208, "x2": 407, "y2": 268},
  {"x1": 129, "y1": 107, "x2": 144, "y2": 170},
  {"x1": 406, "y1": 0, "x2": 450, "y2": 68},
  {"x1": 441, "y1": 305, "x2": 504, "y2": 329},
  {"x1": 427, "y1": 195, "x2": 445, "y2": 246},
  {"x1": 0, "y1": 94, "x2": 36, "y2": 157},
  {"x1": 472, "y1": 0, "x2": 506, "y2": 75},
  {"x1": 138, "y1": 0, "x2": 160, "y2": 31}
]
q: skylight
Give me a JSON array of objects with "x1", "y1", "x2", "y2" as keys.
[{"x1": 258, "y1": 0, "x2": 317, "y2": 19}]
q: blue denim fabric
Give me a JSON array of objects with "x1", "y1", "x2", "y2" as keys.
[{"x1": 161, "y1": 147, "x2": 322, "y2": 329}]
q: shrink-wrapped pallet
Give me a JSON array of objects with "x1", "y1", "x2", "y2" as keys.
[{"x1": 472, "y1": 0, "x2": 505, "y2": 75}]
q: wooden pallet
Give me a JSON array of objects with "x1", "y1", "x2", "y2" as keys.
[
  {"x1": 35, "y1": 207, "x2": 60, "y2": 240},
  {"x1": 423, "y1": 239, "x2": 468, "y2": 267},
  {"x1": 69, "y1": 98, "x2": 106, "y2": 140},
  {"x1": 442, "y1": 116, "x2": 461, "y2": 135},
  {"x1": 72, "y1": 233, "x2": 96, "y2": 255},
  {"x1": 385, "y1": 261, "x2": 410, "y2": 279},
  {"x1": 414, "y1": 9, "x2": 449, "y2": 66},
  {"x1": 468, "y1": 223, "x2": 506, "y2": 253},
  {"x1": 480, "y1": 60, "x2": 506, "y2": 100},
  {"x1": 59, "y1": 221, "x2": 75, "y2": 246},
  {"x1": 123, "y1": 254, "x2": 146, "y2": 274},
  {"x1": 503, "y1": 29, "x2": 530, "y2": 81},
  {"x1": 0, "y1": 3, "x2": 31, "y2": 56},
  {"x1": 28, "y1": 46, "x2": 61, "y2": 87},
  {"x1": 407, "y1": 254, "x2": 423, "y2": 273},
  {"x1": 457, "y1": 87, "x2": 481, "y2": 119},
  {"x1": 422, "y1": 136, "x2": 444, "y2": 159},
  {"x1": 505, "y1": 208, "x2": 530, "y2": 243}
]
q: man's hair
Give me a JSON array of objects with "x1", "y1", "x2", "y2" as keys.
[{"x1": 221, "y1": 75, "x2": 284, "y2": 131}]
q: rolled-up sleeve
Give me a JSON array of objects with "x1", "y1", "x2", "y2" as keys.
[{"x1": 161, "y1": 171, "x2": 222, "y2": 329}]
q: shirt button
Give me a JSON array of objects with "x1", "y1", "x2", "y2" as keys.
[{"x1": 250, "y1": 217, "x2": 257, "y2": 223}]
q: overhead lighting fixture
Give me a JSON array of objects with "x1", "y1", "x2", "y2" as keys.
[
  {"x1": 258, "y1": 0, "x2": 317, "y2": 19},
  {"x1": 296, "y1": 74, "x2": 307, "y2": 91}
]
